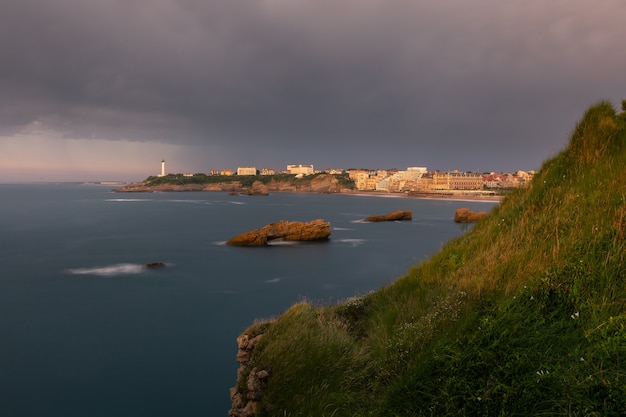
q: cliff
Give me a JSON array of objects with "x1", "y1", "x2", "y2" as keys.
[
  {"x1": 229, "y1": 101, "x2": 626, "y2": 416},
  {"x1": 113, "y1": 173, "x2": 351, "y2": 194}
]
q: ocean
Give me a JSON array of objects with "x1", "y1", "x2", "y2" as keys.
[{"x1": 0, "y1": 183, "x2": 497, "y2": 416}]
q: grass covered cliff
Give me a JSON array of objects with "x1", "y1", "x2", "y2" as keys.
[
  {"x1": 230, "y1": 101, "x2": 626, "y2": 417},
  {"x1": 115, "y1": 172, "x2": 354, "y2": 193},
  {"x1": 144, "y1": 172, "x2": 355, "y2": 190}
]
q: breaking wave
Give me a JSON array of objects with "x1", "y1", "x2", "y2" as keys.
[
  {"x1": 105, "y1": 198, "x2": 151, "y2": 203},
  {"x1": 267, "y1": 240, "x2": 300, "y2": 246},
  {"x1": 335, "y1": 239, "x2": 366, "y2": 247},
  {"x1": 66, "y1": 263, "x2": 146, "y2": 276}
]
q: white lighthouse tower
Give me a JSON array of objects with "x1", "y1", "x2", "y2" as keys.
[{"x1": 158, "y1": 160, "x2": 166, "y2": 177}]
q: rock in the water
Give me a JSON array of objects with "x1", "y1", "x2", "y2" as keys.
[
  {"x1": 454, "y1": 207, "x2": 488, "y2": 223},
  {"x1": 145, "y1": 262, "x2": 166, "y2": 268},
  {"x1": 226, "y1": 219, "x2": 331, "y2": 246},
  {"x1": 364, "y1": 210, "x2": 412, "y2": 222},
  {"x1": 245, "y1": 181, "x2": 269, "y2": 196}
]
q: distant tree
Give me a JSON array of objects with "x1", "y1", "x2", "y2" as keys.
[{"x1": 622, "y1": 99, "x2": 626, "y2": 112}]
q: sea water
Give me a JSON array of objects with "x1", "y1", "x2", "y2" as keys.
[{"x1": 0, "y1": 183, "x2": 497, "y2": 416}]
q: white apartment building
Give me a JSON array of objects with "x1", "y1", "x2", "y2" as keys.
[
  {"x1": 287, "y1": 164, "x2": 314, "y2": 175},
  {"x1": 237, "y1": 167, "x2": 257, "y2": 175},
  {"x1": 325, "y1": 168, "x2": 344, "y2": 175},
  {"x1": 376, "y1": 167, "x2": 427, "y2": 192}
]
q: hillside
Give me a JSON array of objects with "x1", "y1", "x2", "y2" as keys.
[
  {"x1": 229, "y1": 101, "x2": 626, "y2": 417},
  {"x1": 114, "y1": 173, "x2": 354, "y2": 194}
]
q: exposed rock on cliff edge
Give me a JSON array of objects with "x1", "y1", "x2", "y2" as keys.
[
  {"x1": 226, "y1": 219, "x2": 331, "y2": 246},
  {"x1": 229, "y1": 332, "x2": 269, "y2": 417}
]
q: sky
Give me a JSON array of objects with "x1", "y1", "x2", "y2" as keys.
[{"x1": 1, "y1": 0, "x2": 625, "y2": 182}]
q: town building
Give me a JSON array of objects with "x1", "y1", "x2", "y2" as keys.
[
  {"x1": 449, "y1": 171, "x2": 484, "y2": 190},
  {"x1": 325, "y1": 168, "x2": 344, "y2": 175},
  {"x1": 377, "y1": 167, "x2": 427, "y2": 192},
  {"x1": 428, "y1": 170, "x2": 483, "y2": 190},
  {"x1": 287, "y1": 164, "x2": 314, "y2": 175},
  {"x1": 237, "y1": 166, "x2": 257, "y2": 176}
]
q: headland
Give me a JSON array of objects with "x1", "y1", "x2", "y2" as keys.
[{"x1": 112, "y1": 173, "x2": 504, "y2": 202}]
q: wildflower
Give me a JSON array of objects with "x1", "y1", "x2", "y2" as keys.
[
  {"x1": 580, "y1": 357, "x2": 585, "y2": 362},
  {"x1": 571, "y1": 312, "x2": 580, "y2": 320}
]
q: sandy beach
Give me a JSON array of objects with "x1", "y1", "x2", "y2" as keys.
[{"x1": 342, "y1": 189, "x2": 504, "y2": 202}]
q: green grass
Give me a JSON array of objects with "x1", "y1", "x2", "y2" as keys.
[{"x1": 233, "y1": 101, "x2": 626, "y2": 416}]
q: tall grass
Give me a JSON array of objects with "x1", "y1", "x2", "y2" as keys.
[{"x1": 234, "y1": 101, "x2": 626, "y2": 416}]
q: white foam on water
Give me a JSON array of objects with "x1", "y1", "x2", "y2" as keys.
[
  {"x1": 105, "y1": 198, "x2": 151, "y2": 203},
  {"x1": 267, "y1": 240, "x2": 300, "y2": 246},
  {"x1": 336, "y1": 238, "x2": 366, "y2": 247},
  {"x1": 66, "y1": 263, "x2": 145, "y2": 277},
  {"x1": 168, "y1": 199, "x2": 199, "y2": 204},
  {"x1": 265, "y1": 277, "x2": 283, "y2": 284}
]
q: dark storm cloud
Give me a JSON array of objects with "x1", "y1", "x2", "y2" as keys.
[{"x1": 2, "y1": 0, "x2": 625, "y2": 170}]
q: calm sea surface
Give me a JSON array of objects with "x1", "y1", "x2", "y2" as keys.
[{"x1": 0, "y1": 183, "x2": 497, "y2": 416}]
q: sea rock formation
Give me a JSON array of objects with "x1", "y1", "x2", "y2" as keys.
[
  {"x1": 226, "y1": 219, "x2": 331, "y2": 246},
  {"x1": 454, "y1": 207, "x2": 488, "y2": 223},
  {"x1": 245, "y1": 181, "x2": 269, "y2": 196},
  {"x1": 364, "y1": 210, "x2": 412, "y2": 222},
  {"x1": 145, "y1": 262, "x2": 165, "y2": 268},
  {"x1": 229, "y1": 332, "x2": 269, "y2": 417}
]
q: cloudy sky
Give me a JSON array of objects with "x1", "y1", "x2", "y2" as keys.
[{"x1": 1, "y1": 0, "x2": 625, "y2": 181}]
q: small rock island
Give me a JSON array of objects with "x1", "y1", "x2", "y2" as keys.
[
  {"x1": 364, "y1": 210, "x2": 412, "y2": 222},
  {"x1": 226, "y1": 219, "x2": 331, "y2": 246},
  {"x1": 453, "y1": 207, "x2": 488, "y2": 223}
]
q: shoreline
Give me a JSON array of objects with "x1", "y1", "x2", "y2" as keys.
[
  {"x1": 112, "y1": 183, "x2": 504, "y2": 203},
  {"x1": 340, "y1": 189, "x2": 504, "y2": 202}
]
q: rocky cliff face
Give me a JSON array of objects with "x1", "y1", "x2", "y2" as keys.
[
  {"x1": 229, "y1": 332, "x2": 269, "y2": 417},
  {"x1": 264, "y1": 174, "x2": 343, "y2": 193},
  {"x1": 226, "y1": 219, "x2": 331, "y2": 246}
]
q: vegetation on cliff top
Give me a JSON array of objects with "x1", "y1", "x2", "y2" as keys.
[
  {"x1": 234, "y1": 101, "x2": 626, "y2": 416},
  {"x1": 144, "y1": 172, "x2": 355, "y2": 189}
]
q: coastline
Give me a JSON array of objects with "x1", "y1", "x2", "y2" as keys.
[
  {"x1": 341, "y1": 189, "x2": 504, "y2": 202},
  {"x1": 112, "y1": 173, "x2": 505, "y2": 202},
  {"x1": 112, "y1": 183, "x2": 504, "y2": 203}
]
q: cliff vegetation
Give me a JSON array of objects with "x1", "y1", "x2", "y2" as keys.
[
  {"x1": 114, "y1": 173, "x2": 354, "y2": 194},
  {"x1": 230, "y1": 101, "x2": 626, "y2": 416},
  {"x1": 144, "y1": 172, "x2": 354, "y2": 190}
]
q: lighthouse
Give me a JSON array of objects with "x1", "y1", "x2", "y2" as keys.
[{"x1": 159, "y1": 160, "x2": 166, "y2": 177}]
